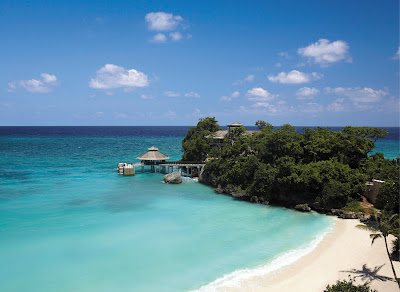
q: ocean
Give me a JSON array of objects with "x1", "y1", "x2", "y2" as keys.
[{"x1": 0, "y1": 126, "x2": 398, "y2": 292}]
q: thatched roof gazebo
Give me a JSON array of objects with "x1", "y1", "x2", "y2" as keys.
[{"x1": 137, "y1": 147, "x2": 170, "y2": 165}]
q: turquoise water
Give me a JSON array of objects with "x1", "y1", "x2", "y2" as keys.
[{"x1": 0, "y1": 127, "x2": 396, "y2": 292}]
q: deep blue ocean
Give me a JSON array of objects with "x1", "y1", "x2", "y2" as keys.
[{"x1": 0, "y1": 126, "x2": 398, "y2": 292}]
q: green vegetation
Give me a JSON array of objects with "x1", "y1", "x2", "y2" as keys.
[
  {"x1": 183, "y1": 118, "x2": 399, "y2": 212},
  {"x1": 344, "y1": 199, "x2": 364, "y2": 213},
  {"x1": 324, "y1": 278, "x2": 377, "y2": 292},
  {"x1": 181, "y1": 117, "x2": 221, "y2": 161},
  {"x1": 357, "y1": 211, "x2": 400, "y2": 287},
  {"x1": 360, "y1": 153, "x2": 399, "y2": 213}
]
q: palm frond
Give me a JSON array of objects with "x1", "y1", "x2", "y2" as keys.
[
  {"x1": 356, "y1": 224, "x2": 378, "y2": 233},
  {"x1": 370, "y1": 233, "x2": 382, "y2": 245}
]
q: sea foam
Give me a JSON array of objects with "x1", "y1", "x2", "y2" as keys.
[{"x1": 191, "y1": 218, "x2": 336, "y2": 292}]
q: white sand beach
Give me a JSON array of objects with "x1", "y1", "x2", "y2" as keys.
[{"x1": 218, "y1": 219, "x2": 399, "y2": 292}]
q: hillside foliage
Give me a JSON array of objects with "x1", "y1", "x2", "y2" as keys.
[{"x1": 182, "y1": 118, "x2": 398, "y2": 212}]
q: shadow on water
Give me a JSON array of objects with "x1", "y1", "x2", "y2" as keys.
[
  {"x1": 102, "y1": 192, "x2": 153, "y2": 213},
  {"x1": 66, "y1": 198, "x2": 91, "y2": 207},
  {"x1": 341, "y1": 264, "x2": 394, "y2": 282},
  {"x1": 0, "y1": 171, "x2": 32, "y2": 180}
]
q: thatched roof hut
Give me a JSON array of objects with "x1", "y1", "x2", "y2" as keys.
[
  {"x1": 227, "y1": 122, "x2": 243, "y2": 127},
  {"x1": 137, "y1": 147, "x2": 170, "y2": 161}
]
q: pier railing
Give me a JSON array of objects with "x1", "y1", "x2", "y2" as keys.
[{"x1": 162, "y1": 161, "x2": 204, "y2": 165}]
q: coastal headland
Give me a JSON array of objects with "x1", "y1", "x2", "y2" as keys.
[{"x1": 183, "y1": 118, "x2": 399, "y2": 291}]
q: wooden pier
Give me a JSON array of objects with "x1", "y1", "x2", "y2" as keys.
[{"x1": 118, "y1": 147, "x2": 205, "y2": 177}]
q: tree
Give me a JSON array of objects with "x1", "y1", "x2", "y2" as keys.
[
  {"x1": 342, "y1": 126, "x2": 389, "y2": 143},
  {"x1": 182, "y1": 117, "x2": 221, "y2": 161},
  {"x1": 357, "y1": 211, "x2": 400, "y2": 287},
  {"x1": 324, "y1": 277, "x2": 377, "y2": 292},
  {"x1": 255, "y1": 120, "x2": 273, "y2": 132}
]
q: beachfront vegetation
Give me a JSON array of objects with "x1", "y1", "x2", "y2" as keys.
[
  {"x1": 324, "y1": 277, "x2": 377, "y2": 292},
  {"x1": 182, "y1": 118, "x2": 399, "y2": 212},
  {"x1": 357, "y1": 211, "x2": 400, "y2": 287}
]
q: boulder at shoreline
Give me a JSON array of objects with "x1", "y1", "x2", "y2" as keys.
[
  {"x1": 295, "y1": 204, "x2": 311, "y2": 212},
  {"x1": 164, "y1": 172, "x2": 182, "y2": 184}
]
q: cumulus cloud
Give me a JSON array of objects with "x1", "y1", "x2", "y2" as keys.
[
  {"x1": 170, "y1": 32, "x2": 183, "y2": 41},
  {"x1": 152, "y1": 33, "x2": 167, "y2": 43},
  {"x1": 325, "y1": 87, "x2": 388, "y2": 103},
  {"x1": 268, "y1": 70, "x2": 322, "y2": 84},
  {"x1": 8, "y1": 73, "x2": 59, "y2": 93},
  {"x1": 89, "y1": 64, "x2": 149, "y2": 90},
  {"x1": 327, "y1": 98, "x2": 345, "y2": 112},
  {"x1": 251, "y1": 102, "x2": 278, "y2": 113},
  {"x1": 233, "y1": 74, "x2": 255, "y2": 86},
  {"x1": 164, "y1": 91, "x2": 180, "y2": 97},
  {"x1": 145, "y1": 12, "x2": 183, "y2": 31},
  {"x1": 296, "y1": 87, "x2": 320, "y2": 99},
  {"x1": 220, "y1": 91, "x2": 240, "y2": 102},
  {"x1": 298, "y1": 39, "x2": 351, "y2": 66},
  {"x1": 246, "y1": 87, "x2": 276, "y2": 101},
  {"x1": 184, "y1": 91, "x2": 200, "y2": 98}
]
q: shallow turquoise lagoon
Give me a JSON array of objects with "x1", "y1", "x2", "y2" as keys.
[{"x1": 3, "y1": 127, "x2": 396, "y2": 291}]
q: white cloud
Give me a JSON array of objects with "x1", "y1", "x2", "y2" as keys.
[
  {"x1": 296, "y1": 87, "x2": 320, "y2": 99},
  {"x1": 145, "y1": 12, "x2": 183, "y2": 31},
  {"x1": 8, "y1": 73, "x2": 59, "y2": 93},
  {"x1": 141, "y1": 94, "x2": 154, "y2": 99},
  {"x1": 299, "y1": 102, "x2": 324, "y2": 113},
  {"x1": 327, "y1": 98, "x2": 345, "y2": 112},
  {"x1": 275, "y1": 63, "x2": 282, "y2": 68},
  {"x1": 193, "y1": 108, "x2": 203, "y2": 118},
  {"x1": 393, "y1": 46, "x2": 400, "y2": 60},
  {"x1": 220, "y1": 91, "x2": 240, "y2": 102},
  {"x1": 245, "y1": 74, "x2": 255, "y2": 82},
  {"x1": 164, "y1": 91, "x2": 180, "y2": 97},
  {"x1": 278, "y1": 52, "x2": 290, "y2": 59},
  {"x1": 163, "y1": 110, "x2": 177, "y2": 118},
  {"x1": 170, "y1": 32, "x2": 183, "y2": 41},
  {"x1": 325, "y1": 87, "x2": 388, "y2": 103},
  {"x1": 89, "y1": 64, "x2": 149, "y2": 90},
  {"x1": 40, "y1": 73, "x2": 57, "y2": 84},
  {"x1": 152, "y1": 33, "x2": 167, "y2": 43},
  {"x1": 231, "y1": 91, "x2": 240, "y2": 98},
  {"x1": 184, "y1": 91, "x2": 200, "y2": 98},
  {"x1": 268, "y1": 70, "x2": 322, "y2": 84},
  {"x1": 251, "y1": 102, "x2": 278, "y2": 113},
  {"x1": 233, "y1": 74, "x2": 255, "y2": 86},
  {"x1": 298, "y1": 39, "x2": 351, "y2": 66},
  {"x1": 246, "y1": 87, "x2": 276, "y2": 101}
]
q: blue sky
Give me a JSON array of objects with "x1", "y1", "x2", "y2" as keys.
[{"x1": 1, "y1": 0, "x2": 398, "y2": 126}]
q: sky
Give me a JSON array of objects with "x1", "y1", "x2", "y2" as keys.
[{"x1": 0, "y1": 0, "x2": 399, "y2": 126}]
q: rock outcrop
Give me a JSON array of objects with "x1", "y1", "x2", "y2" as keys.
[
  {"x1": 295, "y1": 204, "x2": 311, "y2": 212},
  {"x1": 164, "y1": 172, "x2": 182, "y2": 184}
]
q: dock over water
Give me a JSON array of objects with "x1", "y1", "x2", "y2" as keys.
[{"x1": 118, "y1": 146, "x2": 205, "y2": 177}]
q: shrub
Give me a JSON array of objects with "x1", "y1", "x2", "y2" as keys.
[
  {"x1": 324, "y1": 278, "x2": 377, "y2": 292},
  {"x1": 345, "y1": 199, "x2": 364, "y2": 213}
]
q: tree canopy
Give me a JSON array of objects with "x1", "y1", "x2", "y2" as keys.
[
  {"x1": 182, "y1": 118, "x2": 398, "y2": 212},
  {"x1": 181, "y1": 117, "x2": 221, "y2": 161}
]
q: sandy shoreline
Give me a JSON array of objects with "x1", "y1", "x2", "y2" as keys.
[{"x1": 217, "y1": 218, "x2": 399, "y2": 292}]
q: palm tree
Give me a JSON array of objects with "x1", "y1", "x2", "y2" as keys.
[{"x1": 357, "y1": 210, "x2": 400, "y2": 287}]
